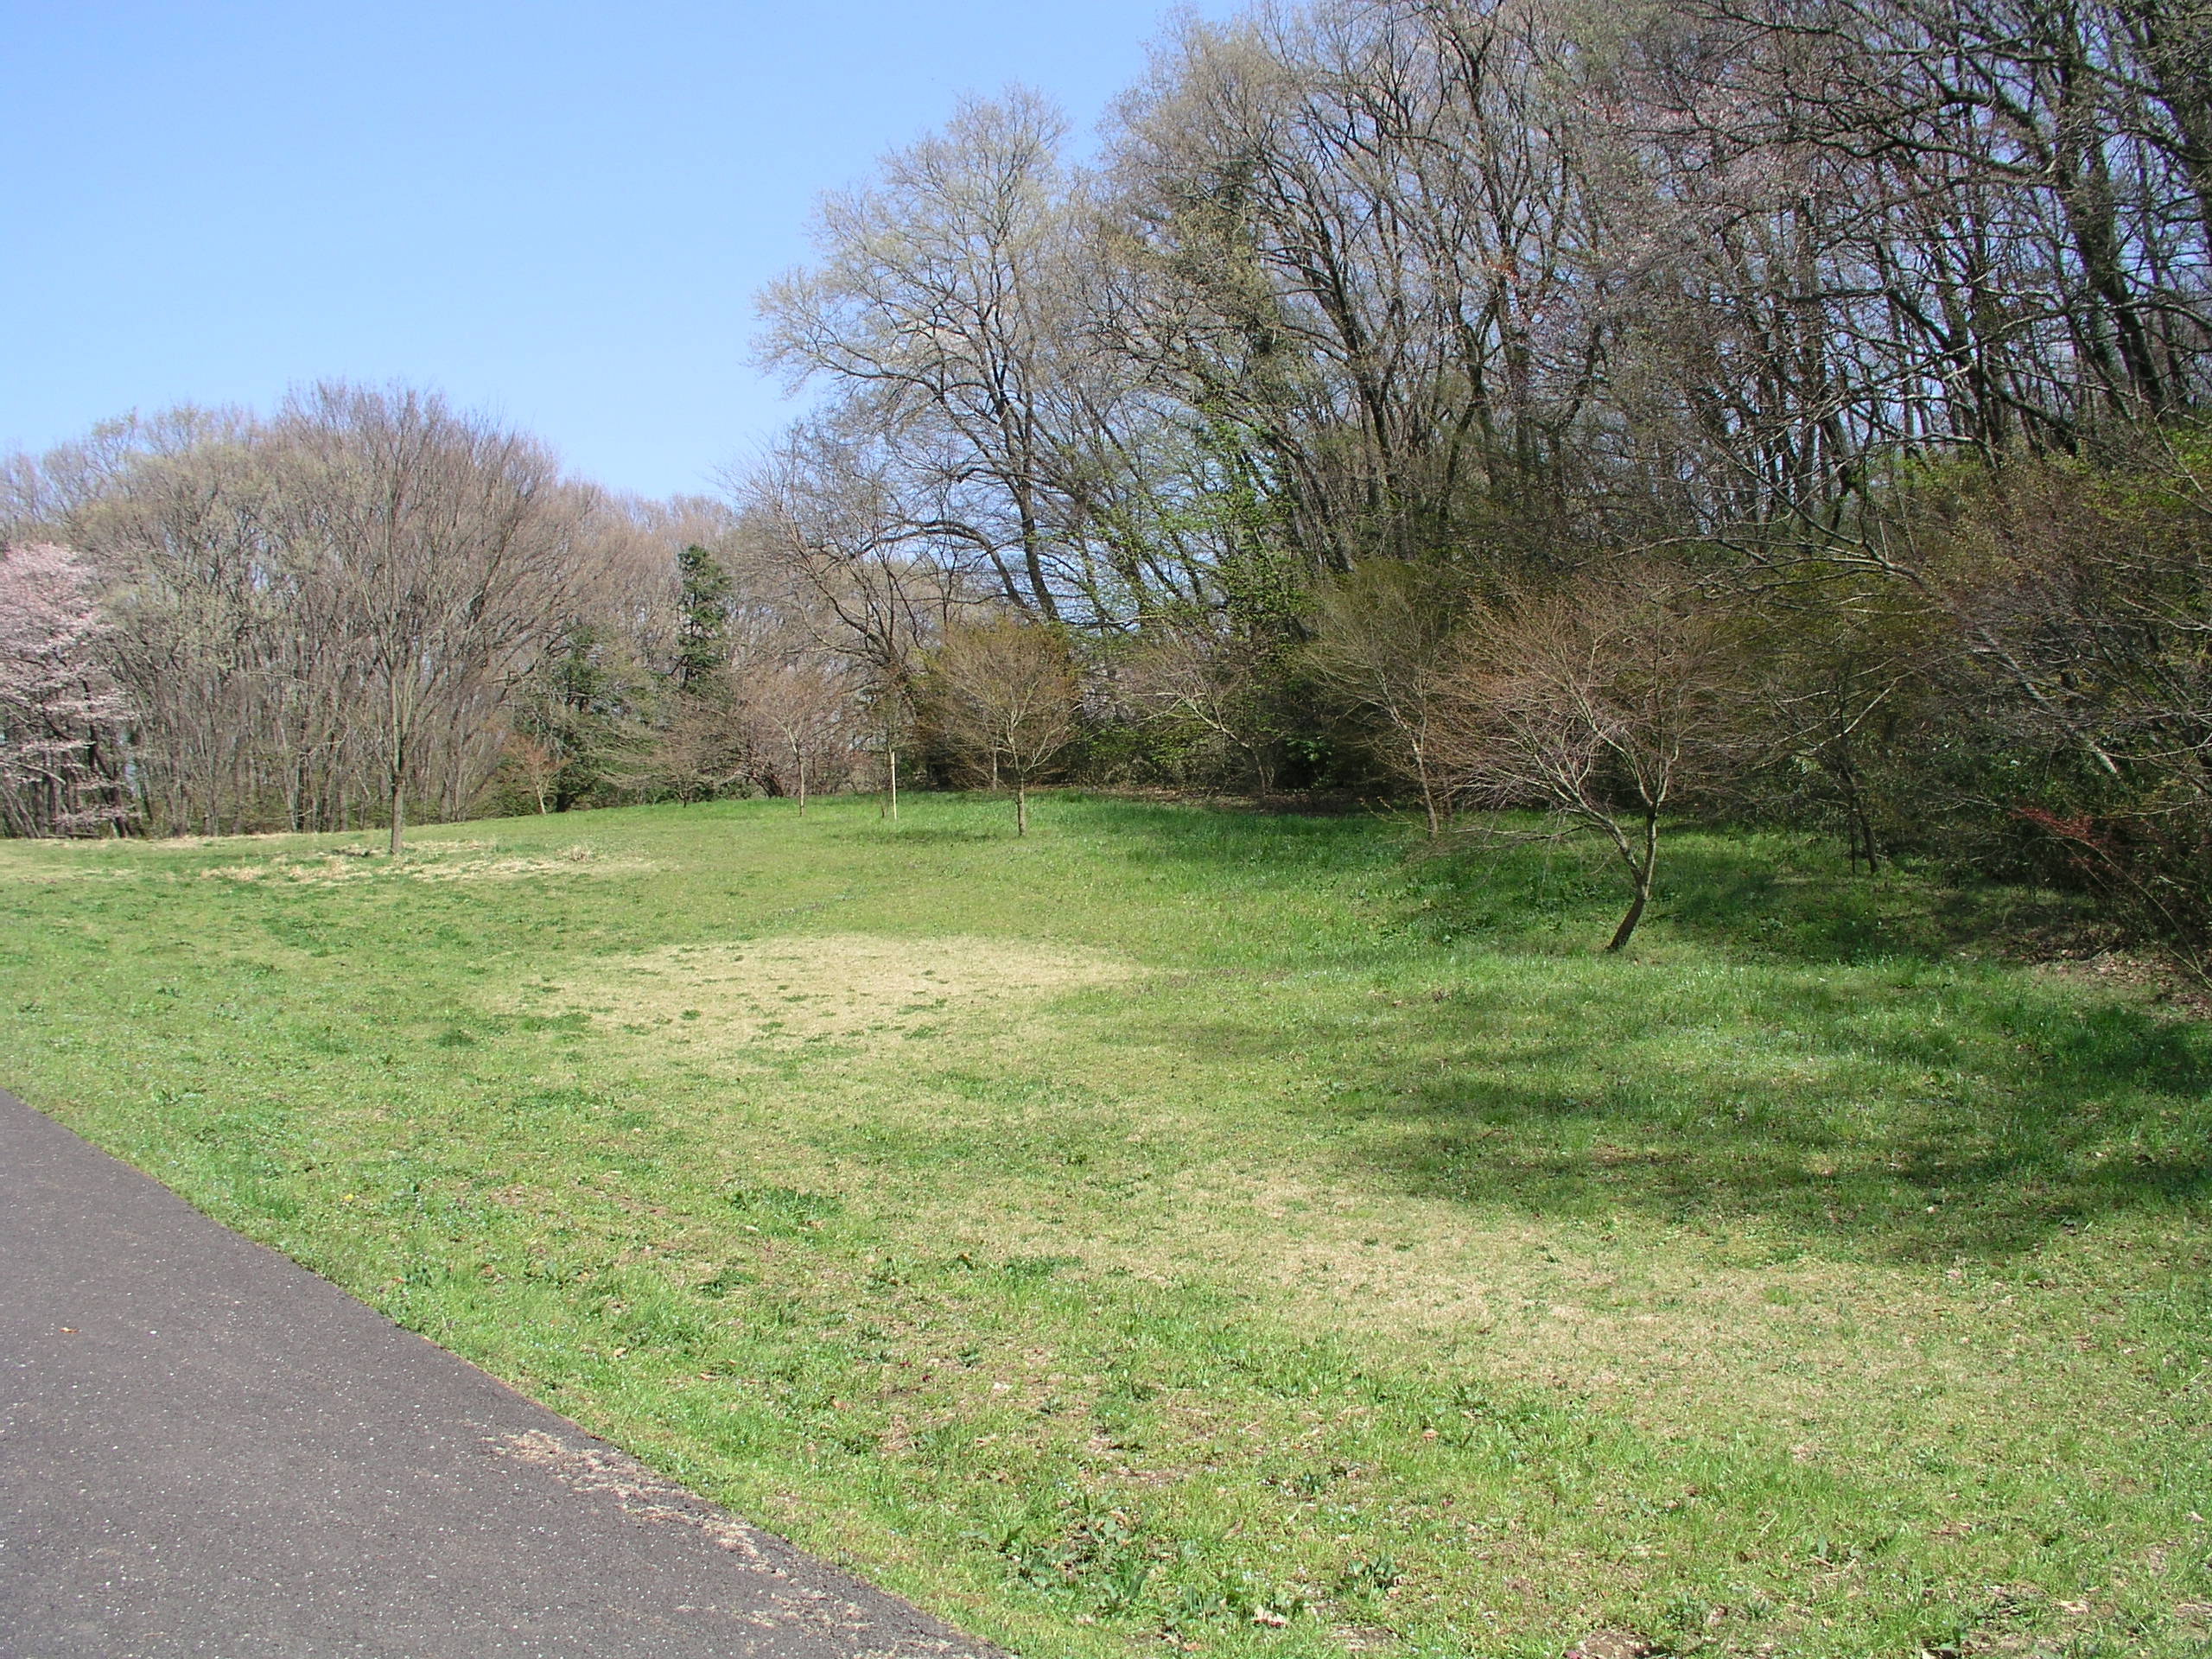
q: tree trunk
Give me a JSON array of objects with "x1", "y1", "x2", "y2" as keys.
[
  {"x1": 1014, "y1": 478, "x2": 1060, "y2": 624},
  {"x1": 797, "y1": 752, "x2": 808, "y2": 816},
  {"x1": 1015, "y1": 782, "x2": 1027, "y2": 836},
  {"x1": 1605, "y1": 809, "x2": 1658, "y2": 953},
  {"x1": 1848, "y1": 808, "x2": 1878, "y2": 874},
  {"x1": 887, "y1": 748, "x2": 898, "y2": 820},
  {"x1": 387, "y1": 673, "x2": 407, "y2": 856}
]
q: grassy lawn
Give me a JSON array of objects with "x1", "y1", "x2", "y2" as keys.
[{"x1": 1, "y1": 792, "x2": 2206, "y2": 1658}]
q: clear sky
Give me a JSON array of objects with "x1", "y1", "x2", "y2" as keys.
[{"x1": 1, "y1": 1, "x2": 1220, "y2": 499}]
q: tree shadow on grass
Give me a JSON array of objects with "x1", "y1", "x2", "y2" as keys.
[
  {"x1": 1115, "y1": 820, "x2": 2209, "y2": 1261},
  {"x1": 1641, "y1": 837, "x2": 2117, "y2": 969},
  {"x1": 1281, "y1": 966, "x2": 2212, "y2": 1260},
  {"x1": 1064, "y1": 796, "x2": 1406, "y2": 873},
  {"x1": 863, "y1": 826, "x2": 1004, "y2": 846},
  {"x1": 1433, "y1": 969, "x2": 2204, "y2": 1262},
  {"x1": 1058, "y1": 798, "x2": 2209, "y2": 1259},
  {"x1": 1399, "y1": 823, "x2": 2109, "y2": 969}
]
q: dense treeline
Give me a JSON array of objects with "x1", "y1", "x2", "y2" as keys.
[
  {"x1": 0, "y1": 391, "x2": 885, "y2": 846},
  {"x1": 3, "y1": 0, "x2": 2209, "y2": 959}
]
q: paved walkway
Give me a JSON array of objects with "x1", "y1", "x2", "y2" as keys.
[{"x1": 0, "y1": 1090, "x2": 991, "y2": 1659}]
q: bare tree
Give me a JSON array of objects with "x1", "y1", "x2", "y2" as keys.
[
  {"x1": 278, "y1": 384, "x2": 592, "y2": 855},
  {"x1": 1307, "y1": 561, "x2": 1465, "y2": 835},
  {"x1": 759, "y1": 92, "x2": 1117, "y2": 620},
  {"x1": 1430, "y1": 568, "x2": 1739, "y2": 950},
  {"x1": 1103, "y1": 0, "x2": 1607, "y2": 574},
  {"x1": 929, "y1": 617, "x2": 1081, "y2": 834},
  {"x1": 8, "y1": 391, "x2": 625, "y2": 838},
  {"x1": 736, "y1": 424, "x2": 976, "y2": 671},
  {"x1": 1118, "y1": 617, "x2": 1288, "y2": 791},
  {"x1": 862, "y1": 680, "x2": 913, "y2": 820},
  {"x1": 497, "y1": 732, "x2": 565, "y2": 816},
  {"x1": 736, "y1": 658, "x2": 861, "y2": 813}
]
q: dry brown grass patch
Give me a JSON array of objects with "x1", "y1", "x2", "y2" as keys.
[
  {"x1": 527, "y1": 931, "x2": 1135, "y2": 1053},
  {"x1": 198, "y1": 842, "x2": 652, "y2": 885},
  {"x1": 899, "y1": 1163, "x2": 2065, "y2": 1455}
]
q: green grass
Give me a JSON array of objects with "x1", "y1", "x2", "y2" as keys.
[{"x1": 1, "y1": 793, "x2": 2207, "y2": 1659}]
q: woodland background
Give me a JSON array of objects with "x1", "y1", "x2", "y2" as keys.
[{"x1": 5, "y1": 0, "x2": 2210, "y2": 961}]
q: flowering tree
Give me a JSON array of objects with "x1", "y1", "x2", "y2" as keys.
[{"x1": 0, "y1": 543, "x2": 133, "y2": 836}]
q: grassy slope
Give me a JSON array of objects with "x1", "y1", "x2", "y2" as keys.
[{"x1": 0, "y1": 793, "x2": 2206, "y2": 1659}]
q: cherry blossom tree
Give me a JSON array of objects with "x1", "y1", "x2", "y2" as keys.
[{"x1": 0, "y1": 543, "x2": 133, "y2": 836}]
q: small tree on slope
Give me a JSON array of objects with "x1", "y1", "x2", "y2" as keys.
[
  {"x1": 1429, "y1": 569, "x2": 1738, "y2": 952},
  {"x1": 930, "y1": 618, "x2": 1080, "y2": 836}
]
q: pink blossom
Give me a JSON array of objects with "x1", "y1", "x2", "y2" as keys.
[{"x1": 0, "y1": 542, "x2": 134, "y2": 835}]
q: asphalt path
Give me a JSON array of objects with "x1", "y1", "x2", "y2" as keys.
[{"x1": 0, "y1": 1090, "x2": 993, "y2": 1659}]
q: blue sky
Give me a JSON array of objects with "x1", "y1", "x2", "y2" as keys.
[{"x1": 0, "y1": 1, "x2": 1220, "y2": 499}]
